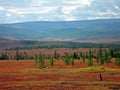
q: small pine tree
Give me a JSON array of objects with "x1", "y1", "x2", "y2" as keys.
[
  {"x1": 104, "y1": 50, "x2": 107, "y2": 62},
  {"x1": 110, "y1": 49, "x2": 114, "y2": 58},
  {"x1": 88, "y1": 49, "x2": 93, "y2": 67},
  {"x1": 38, "y1": 53, "x2": 46, "y2": 69},
  {"x1": 79, "y1": 52, "x2": 83, "y2": 60},
  {"x1": 34, "y1": 54, "x2": 38, "y2": 65},
  {"x1": 85, "y1": 53, "x2": 89, "y2": 59},
  {"x1": 88, "y1": 57, "x2": 93, "y2": 67},
  {"x1": 34, "y1": 53, "x2": 46, "y2": 69},
  {"x1": 96, "y1": 53, "x2": 100, "y2": 63},
  {"x1": 50, "y1": 55, "x2": 54, "y2": 66},
  {"x1": 64, "y1": 53, "x2": 70, "y2": 65},
  {"x1": 24, "y1": 51, "x2": 28, "y2": 59},
  {"x1": 73, "y1": 52, "x2": 78, "y2": 59},
  {"x1": 14, "y1": 50, "x2": 20, "y2": 60},
  {"x1": 82, "y1": 54, "x2": 85, "y2": 64},
  {"x1": 0, "y1": 52, "x2": 9, "y2": 60},
  {"x1": 70, "y1": 58, "x2": 74, "y2": 65},
  {"x1": 98, "y1": 46, "x2": 104, "y2": 66},
  {"x1": 54, "y1": 50, "x2": 60, "y2": 60},
  {"x1": 115, "y1": 58, "x2": 120, "y2": 67}
]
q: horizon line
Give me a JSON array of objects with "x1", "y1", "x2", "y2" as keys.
[{"x1": 0, "y1": 18, "x2": 120, "y2": 24}]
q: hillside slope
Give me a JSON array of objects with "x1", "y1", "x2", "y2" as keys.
[{"x1": 0, "y1": 19, "x2": 120, "y2": 40}]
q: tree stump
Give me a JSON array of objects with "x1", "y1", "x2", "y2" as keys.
[{"x1": 99, "y1": 73, "x2": 103, "y2": 81}]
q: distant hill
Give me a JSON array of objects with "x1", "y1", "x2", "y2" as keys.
[{"x1": 0, "y1": 19, "x2": 120, "y2": 40}]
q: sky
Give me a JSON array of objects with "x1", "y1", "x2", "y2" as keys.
[{"x1": 0, "y1": 0, "x2": 120, "y2": 23}]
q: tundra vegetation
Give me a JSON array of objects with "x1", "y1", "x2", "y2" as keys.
[
  {"x1": 0, "y1": 43, "x2": 120, "y2": 90},
  {"x1": 1, "y1": 44, "x2": 119, "y2": 68}
]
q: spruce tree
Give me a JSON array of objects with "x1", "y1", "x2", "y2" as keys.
[
  {"x1": 14, "y1": 50, "x2": 20, "y2": 60},
  {"x1": 98, "y1": 46, "x2": 104, "y2": 66},
  {"x1": 64, "y1": 53, "x2": 70, "y2": 65},
  {"x1": 71, "y1": 58, "x2": 74, "y2": 65},
  {"x1": 88, "y1": 49, "x2": 93, "y2": 67},
  {"x1": 54, "y1": 50, "x2": 60, "y2": 60},
  {"x1": 34, "y1": 54, "x2": 38, "y2": 65},
  {"x1": 115, "y1": 58, "x2": 120, "y2": 67},
  {"x1": 104, "y1": 50, "x2": 112, "y2": 64},
  {"x1": 34, "y1": 53, "x2": 46, "y2": 69},
  {"x1": 73, "y1": 52, "x2": 78, "y2": 59},
  {"x1": 0, "y1": 52, "x2": 9, "y2": 60},
  {"x1": 82, "y1": 54, "x2": 85, "y2": 64},
  {"x1": 50, "y1": 55, "x2": 54, "y2": 66},
  {"x1": 38, "y1": 53, "x2": 46, "y2": 69}
]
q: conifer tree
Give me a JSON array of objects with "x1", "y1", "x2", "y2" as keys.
[
  {"x1": 71, "y1": 58, "x2": 75, "y2": 65},
  {"x1": 115, "y1": 58, "x2": 120, "y2": 67},
  {"x1": 0, "y1": 52, "x2": 9, "y2": 60},
  {"x1": 34, "y1": 54, "x2": 38, "y2": 65},
  {"x1": 73, "y1": 52, "x2": 78, "y2": 59},
  {"x1": 98, "y1": 46, "x2": 104, "y2": 65},
  {"x1": 54, "y1": 50, "x2": 60, "y2": 60},
  {"x1": 79, "y1": 52, "x2": 83, "y2": 60},
  {"x1": 38, "y1": 53, "x2": 46, "y2": 69},
  {"x1": 82, "y1": 53, "x2": 85, "y2": 64},
  {"x1": 14, "y1": 50, "x2": 20, "y2": 60},
  {"x1": 64, "y1": 53, "x2": 70, "y2": 65},
  {"x1": 34, "y1": 53, "x2": 46, "y2": 69},
  {"x1": 50, "y1": 55, "x2": 54, "y2": 66},
  {"x1": 88, "y1": 49, "x2": 93, "y2": 67}
]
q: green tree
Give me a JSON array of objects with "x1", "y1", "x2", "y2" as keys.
[
  {"x1": 64, "y1": 53, "x2": 70, "y2": 65},
  {"x1": 73, "y1": 52, "x2": 78, "y2": 59},
  {"x1": 85, "y1": 53, "x2": 89, "y2": 59},
  {"x1": 115, "y1": 58, "x2": 120, "y2": 67},
  {"x1": 70, "y1": 58, "x2": 74, "y2": 65},
  {"x1": 79, "y1": 52, "x2": 83, "y2": 60},
  {"x1": 104, "y1": 50, "x2": 112, "y2": 64},
  {"x1": 54, "y1": 50, "x2": 60, "y2": 60},
  {"x1": 14, "y1": 50, "x2": 20, "y2": 60},
  {"x1": 23, "y1": 51, "x2": 28, "y2": 59},
  {"x1": 0, "y1": 52, "x2": 9, "y2": 60},
  {"x1": 50, "y1": 55, "x2": 54, "y2": 66},
  {"x1": 98, "y1": 46, "x2": 104, "y2": 66},
  {"x1": 34, "y1": 53, "x2": 46, "y2": 69},
  {"x1": 96, "y1": 52, "x2": 100, "y2": 63},
  {"x1": 82, "y1": 53, "x2": 85, "y2": 64},
  {"x1": 34, "y1": 54, "x2": 38, "y2": 65},
  {"x1": 88, "y1": 49, "x2": 93, "y2": 67},
  {"x1": 38, "y1": 53, "x2": 46, "y2": 69}
]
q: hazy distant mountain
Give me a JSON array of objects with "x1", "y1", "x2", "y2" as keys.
[{"x1": 0, "y1": 19, "x2": 120, "y2": 40}]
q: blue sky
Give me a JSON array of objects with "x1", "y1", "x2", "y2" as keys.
[{"x1": 0, "y1": 0, "x2": 120, "y2": 23}]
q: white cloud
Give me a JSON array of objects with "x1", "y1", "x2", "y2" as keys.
[
  {"x1": 8, "y1": 6, "x2": 58, "y2": 15},
  {"x1": 0, "y1": 6, "x2": 5, "y2": 11},
  {"x1": 81, "y1": 0, "x2": 93, "y2": 6},
  {"x1": 115, "y1": 6, "x2": 120, "y2": 10},
  {"x1": 6, "y1": 13, "x2": 11, "y2": 17},
  {"x1": 63, "y1": 0, "x2": 93, "y2": 6},
  {"x1": 97, "y1": 9, "x2": 118, "y2": 16},
  {"x1": 0, "y1": 0, "x2": 120, "y2": 23},
  {"x1": 64, "y1": 16, "x2": 77, "y2": 21},
  {"x1": 62, "y1": 6, "x2": 79, "y2": 15},
  {"x1": 29, "y1": 0, "x2": 50, "y2": 7}
]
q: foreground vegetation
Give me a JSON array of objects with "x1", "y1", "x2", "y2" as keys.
[
  {"x1": 0, "y1": 60, "x2": 120, "y2": 90},
  {"x1": 0, "y1": 45, "x2": 120, "y2": 90},
  {"x1": 1, "y1": 45, "x2": 120, "y2": 68}
]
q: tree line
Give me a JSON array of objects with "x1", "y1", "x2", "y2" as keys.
[
  {"x1": 33, "y1": 48, "x2": 120, "y2": 68},
  {"x1": 0, "y1": 47, "x2": 120, "y2": 68},
  {"x1": 8, "y1": 42, "x2": 120, "y2": 50}
]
